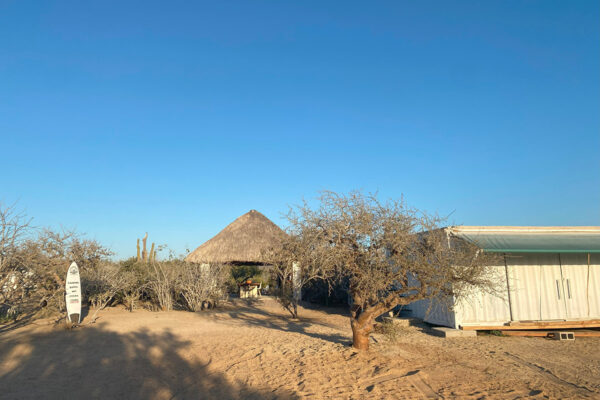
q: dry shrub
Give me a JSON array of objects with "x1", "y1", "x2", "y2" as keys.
[
  {"x1": 82, "y1": 262, "x2": 146, "y2": 321},
  {"x1": 0, "y1": 203, "x2": 112, "y2": 321},
  {"x1": 84, "y1": 262, "x2": 122, "y2": 309},
  {"x1": 147, "y1": 261, "x2": 176, "y2": 311},
  {"x1": 374, "y1": 320, "x2": 408, "y2": 342},
  {"x1": 140, "y1": 260, "x2": 230, "y2": 312},
  {"x1": 0, "y1": 203, "x2": 235, "y2": 323},
  {"x1": 175, "y1": 262, "x2": 229, "y2": 311}
]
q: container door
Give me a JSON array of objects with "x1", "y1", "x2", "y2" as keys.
[
  {"x1": 559, "y1": 254, "x2": 590, "y2": 319},
  {"x1": 507, "y1": 254, "x2": 541, "y2": 321},
  {"x1": 507, "y1": 253, "x2": 567, "y2": 321},
  {"x1": 589, "y1": 255, "x2": 600, "y2": 318},
  {"x1": 538, "y1": 255, "x2": 568, "y2": 320}
]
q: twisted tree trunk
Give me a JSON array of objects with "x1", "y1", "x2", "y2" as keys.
[{"x1": 349, "y1": 304, "x2": 380, "y2": 350}]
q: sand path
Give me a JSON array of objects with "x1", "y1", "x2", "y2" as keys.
[{"x1": 1, "y1": 297, "x2": 598, "y2": 399}]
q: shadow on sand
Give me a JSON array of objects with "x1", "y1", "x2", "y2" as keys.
[
  {"x1": 0, "y1": 305, "x2": 91, "y2": 335},
  {"x1": 0, "y1": 322, "x2": 298, "y2": 400},
  {"x1": 205, "y1": 298, "x2": 350, "y2": 346}
]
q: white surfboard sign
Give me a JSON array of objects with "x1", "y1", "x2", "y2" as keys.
[{"x1": 65, "y1": 262, "x2": 82, "y2": 324}]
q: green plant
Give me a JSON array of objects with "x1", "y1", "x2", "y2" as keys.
[
  {"x1": 227, "y1": 265, "x2": 270, "y2": 294},
  {"x1": 230, "y1": 265, "x2": 260, "y2": 281},
  {"x1": 0, "y1": 305, "x2": 20, "y2": 323}
]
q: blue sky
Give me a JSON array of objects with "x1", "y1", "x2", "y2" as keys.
[{"x1": 1, "y1": 1, "x2": 599, "y2": 259}]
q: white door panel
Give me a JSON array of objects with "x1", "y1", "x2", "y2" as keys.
[{"x1": 507, "y1": 254, "x2": 566, "y2": 321}]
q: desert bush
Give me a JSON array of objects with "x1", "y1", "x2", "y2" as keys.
[
  {"x1": 146, "y1": 260, "x2": 176, "y2": 311},
  {"x1": 82, "y1": 261, "x2": 146, "y2": 320},
  {"x1": 27, "y1": 230, "x2": 112, "y2": 316},
  {"x1": 0, "y1": 203, "x2": 34, "y2": 319},
  {"x1": 374, "y1": 319, "x2": 407, "y2": 342},
  {"x1": 0, "y1": 303, "x2": 20, "y2": 323},
  {"x1": 121, "y1": 268, "x2": 147, "y2": 312},
  {"x1": 0, "y1": 204, "x2": 234, "y2": 322},
  {"x1": 175, "y1": 262, "x2": 229, "y2": 311},
  {"x1": 140, "y1": 260, "x2": 232, "y2": 312},
  {"x1": 0, "y1": 203, "x2": 112, "y2": 321}
]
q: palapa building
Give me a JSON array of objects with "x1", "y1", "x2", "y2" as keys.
[{"x1": 185, "y1": 209, "x2": 286, "y2": 265}]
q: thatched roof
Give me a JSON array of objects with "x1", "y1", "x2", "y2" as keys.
[{"x1": 185, "y1": 210, "x2": 286, "y2": 264}]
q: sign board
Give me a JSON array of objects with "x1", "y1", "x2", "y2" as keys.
[{"x1": 65, "y1": 262, "x2": 81, "y2": 324}]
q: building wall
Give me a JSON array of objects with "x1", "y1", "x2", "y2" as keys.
[
  {"x1": 506, "y1": 253, "x2": 560, "y2": 321},
  {"x1": 407, "y1": 253, "x2": 600, "y2": 328},
  {"x1": 407, "y1": 297, "x2": 456, "y2": 328},
  {"x1": 560, "y1": 253, "x2": 600, "y2": 319},
  {"x1": 505, "y1": 253, "x2": 600, "y2": 322},
  {"x1": 455, "y1": 265, "x2": 511, "y2": 327},
  {"x1": 408, "y1": 265, "x2": 510, "y2": 329},
  {"x1": 590, "y1": 254, "x2": 600, "y2": 317}
]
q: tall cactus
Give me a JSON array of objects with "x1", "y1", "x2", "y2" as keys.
[
  {"x1": 149, "y1": 242, "x2": 155, "y2": 263},
  {"x1": 142, "y1": 232, "x2": 148, "y2": 262},
  {"x1": 136, "y1": 233, "x2": 155, "y2": 263}
]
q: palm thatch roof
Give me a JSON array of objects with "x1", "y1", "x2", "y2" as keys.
[{"x1": 185, "y1": 210, "x2": 286, "y2": 264}]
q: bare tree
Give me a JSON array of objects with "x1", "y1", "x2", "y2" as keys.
[
  {"x1": 1, "y1": 215, "x2": 112, "y2": 320},
  {"x1": 263, "y1": 229, "x2": 334, "y2": 319},
  {"x1": 0, "y1": 203, "x2": 33, "y2": 291},
  {"x1": 281, "y1": 191, "x2": 499, "y2": 350}
]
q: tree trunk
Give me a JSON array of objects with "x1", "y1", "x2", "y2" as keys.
[
  {"x1": 350, "y1": 309, "x2": 377, "y2": 350},
  {"x1": 283, "y1": 299, "x2": 298, "y2": 319}
]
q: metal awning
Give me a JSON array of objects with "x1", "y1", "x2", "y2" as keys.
[{"x1": 448, "y1": 226, "x2": 600, "y2": 253}]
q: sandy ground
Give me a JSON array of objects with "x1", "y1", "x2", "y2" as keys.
[{"x1": 0, "y1": 297, "x2": 599, "y2": 399}]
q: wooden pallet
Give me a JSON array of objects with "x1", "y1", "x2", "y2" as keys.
[
  {"x1": 461, "y1": 320, "x2": 600, "y2": 331},
  {"x1": 500, "y1": 329, "x2": 600, "y2": 338}
]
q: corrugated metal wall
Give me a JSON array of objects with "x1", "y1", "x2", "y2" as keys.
[
  {"x1": 406, "y1": 253, "x2": 600, "y2": 328},
  {"x1": 505, "y1": 253, "x2": 600, "y2": 321},
  {"x1": 506, "y1": 253, "x2": 566, "y2": 321},
  {"x1": 561, "y1": 254, "x2": 590, "y2": 318},
  {"x1": 561, "y1": 253, "x2": 600, "y2": 319},
  {"x1": 454, "y1": 265, "x2": 511, "y2": 326},
  {"x1": 589, "y1": 254, "x2": 600, "y2": 318},
  {"x1": 406, "y1": 297, "x2": 456, "y2": 328}
]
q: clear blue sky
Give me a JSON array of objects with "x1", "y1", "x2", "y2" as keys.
[{"x1": 1, "y1": 1, "x2": 599, "y2": 259}]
